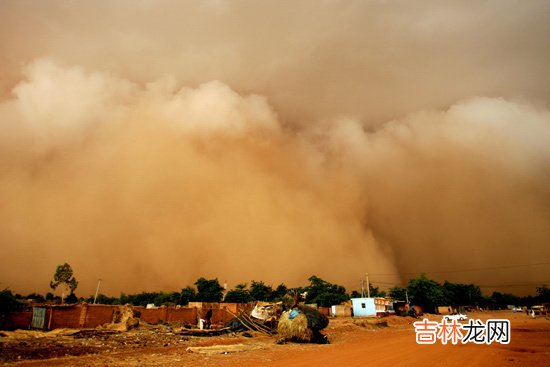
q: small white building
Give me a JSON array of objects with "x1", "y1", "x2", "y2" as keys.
[
  {"x1": 351, "y1": 298, "x2": 376, "y2": 317},
  {"x1": 331, "y1": 304, "x2": 352, "y2": 317}
]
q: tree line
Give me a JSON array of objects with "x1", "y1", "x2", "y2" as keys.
[
  {"x1": 388, "y1": 274, "x2": 550, "y2": 313},
  {"x1": 1, "y1": 263, "x2": 549, "y2": 316}
]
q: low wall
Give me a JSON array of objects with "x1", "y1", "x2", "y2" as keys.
[
  {"x1": 49, "y1": 306, "x2": 81, "y2": 329},
  {"x1": 140, "y1": 306, "x2": 198, "y2": 325},
  {"x1": 1, "y1": 311, "x2": 32, "y2": 330},
  {"x1": 2, "y1": 303, "x2": 249, "y2": 330},
  {"x1": 82, "y1": 304, "x2": 116, "y2": 327}
]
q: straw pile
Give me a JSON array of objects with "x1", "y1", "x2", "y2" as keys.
[{"x1": 277, "y1": 311, "x2": 313, "y2": 342}]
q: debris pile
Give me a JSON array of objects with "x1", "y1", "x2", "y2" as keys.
[
  {"x1": 224, "y1": 309, "x2": 274, "y2": 336},
  {"x1": 105, "y1": 305, "x2": 140, "y2": 331}
]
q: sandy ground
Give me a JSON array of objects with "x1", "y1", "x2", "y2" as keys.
[{"x1": 1, "y1": 310, "x2": 548, "y2": 366}]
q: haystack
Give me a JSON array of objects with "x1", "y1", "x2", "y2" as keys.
[
  {"x1": 277, "y1": 305, "x2": 329, "y2": 343},
  {"x1": 277, "y1": 311, "x2": 313, "y2": 342}
]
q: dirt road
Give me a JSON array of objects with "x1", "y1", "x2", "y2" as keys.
[{"x1": 2, "y1": 311, "x2": 548, "y2": 366}]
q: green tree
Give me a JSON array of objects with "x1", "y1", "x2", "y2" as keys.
[
  {"x1": 0, "y1": 289, "x2": 23, "y2": 314},
  {"x1": 153, "y1": 291, "x2": 181, "y2": 306},
  {"x1": 350, "y1": 284, "x2": 386, "y2": 298},
  {"x1": 224, "y1": 283, "x2": 252, "y2": 303},
  {"x1": 194, "y1": 277, "x2": 224, "y2": 302},
  {"x1": 50, "y1": 263, "x2": 78, "y2": 303},
  {"x1": 86, "y1": 294, "x2": 118, "y2": 305},
  {"x1": 25, "y1": 293, "x2": 46, "y2": 303},
  {"x1": 443, "y1": 281, "x2": 483, "y2": 307},
  {"x1": 249, "y1": 280, "x2": 273, "y2": 301},
  {"x1": 489, "y1": 291, "x2": 520, "y2": 309},
  {"x1": 272, "y1": 283, "x2": 288, "y2": 300},
  {"x1": 124, "y1": 292, "x2": 158, "y2": 306},
  {"x1": 65, "y1": 293, "x2": 78, "y2": 304},
  {"x1": 369, "y1": 284, "x2": 386, "y2": 298},
  {"x1": 180, "y1": 286, "x2": 196, "y2": 305},
  {"x1": 389, "y1": 286, "x2": 407, "y2": 301},
  {"x1": 406, "y1": 274, "x2": 446, "y2": 313},
  {"x1": 536, "y1": 285, "x2": 550, "y2": 303},
  {"x1": 305, "y1": 275, "x2": 349, "y2": 307},
  {"x1": 350, "y1": 290, "x2": 362, "y2": 298}
]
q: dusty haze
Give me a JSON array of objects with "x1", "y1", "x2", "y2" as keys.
[{"x1": 1, "y1": 0, "x2": 549, "y2": 297}]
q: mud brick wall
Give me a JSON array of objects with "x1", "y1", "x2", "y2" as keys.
[
  {"x1": 49, "y1": 306, "x2": 82, "y2": 329},
  {"x1": 1, "y1": 311, "x2": 32, "y2": 330},
  {"x1": 139, "y1": 307, "x2": 166, "y2": 324},
  {"x1": 4, "y1": 303, "x2": 249, "y2": 330},
  {"x1": 82, "y1": 304, "x2": 116, "y2": 328},
  {"x1": 166, "y1": 307, "x2": 197, "y2": 324},
  {"x1": 139, "y1": 307, "x2": 198, "y2": 325}
]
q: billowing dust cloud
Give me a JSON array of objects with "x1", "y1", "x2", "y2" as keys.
[{"x1": 1, "y1": 1, "x2": 550, "y2": 296}]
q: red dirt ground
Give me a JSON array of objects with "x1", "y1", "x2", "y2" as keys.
[{"x1": 2, "y1": 310, "x2": 549, "y2": 366}]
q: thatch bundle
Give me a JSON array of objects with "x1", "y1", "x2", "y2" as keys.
[
  {"x1": 277, "y1": 305, "x2": 329, "y2": 344},
  {"x1": 277, "y1": 311, "x2": 313, "y2": 342}
]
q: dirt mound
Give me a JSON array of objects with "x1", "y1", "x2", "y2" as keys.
[
  {"x1": 352, "y1": 318, "x2": 388, "y2": 329},
  {"x1": 352, "y1": 316, "x2": 417, "y2": 329},
  {"x1": 385, "y1": 316, "x2": 417, "y2": 327}
]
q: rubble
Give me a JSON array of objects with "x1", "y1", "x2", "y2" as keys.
[
  {"x1": 0, "y1": 324, "x2": 212, "y2": 363},
  {"x1": 0, "y1": 302, "x2": 331, "y2": 363},
  {"x1": 103, "y1": 304, "x2": 140, "y2": 331}
]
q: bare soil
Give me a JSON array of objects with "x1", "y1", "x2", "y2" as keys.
[{"x1": 1, "y1": 311, "x2": 549, "y2": 366}]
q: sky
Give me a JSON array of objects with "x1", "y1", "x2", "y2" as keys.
[{"x1": 1, "y1": 0, "x2": 549, "y2": 297}]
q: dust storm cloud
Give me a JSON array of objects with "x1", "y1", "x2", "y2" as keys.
[{"x1": 1, "y1": 1, "x2": 549, "y2": 296}]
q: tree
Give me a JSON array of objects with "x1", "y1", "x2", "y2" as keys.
[
  {"x1": 224, "y1": 283, "x2": 252, "y2": 303},
  {"x1": 489, "y1": 291, "x2": 520, "y2": 309},
  {"x1": 0, "y1": 289, "x2": 22, "y2": 315},
  {"x1": 85, "y1": 294, "x2": 118, "y2": 305},
  {"x1": 350, "y1": 284, "x2": 386, "y2": 298},
  {"x1": 25, "y1": 293, "x2": 46, "y2": 303},
  {"x1": 443, "y1": 281, "x2": 483, "y2": 307},
  {"x1": 50, "y1": 263, "x2": 78, "y2": 303},
  {"x1": 350, "y1": 290, "x2": 362, "y2": 298},
  {"x1": 536, "y1": 285, "x2": 550, "y2": 303},
  {"x1": 194, "y1": 277, "x2": 224, "y2": 302},
  {"x1": 369, "y1": 284, "x2": 386, "y2": 298},
  {"x1": 406, "y1": 274, "x2": 446, "y2": 313},
  {"x1": 123, "y1": 292, "x2": 158, "y2": 306},
  {"x1": 304, "y1": 275, "x2": 349, "y2": 307},
  {"x1": 153, "y1": 291, "x2": 181, "y2": 306},
  {"x1": 65, "y1": 293, "x2": 78, "y2": 304},
  {"x1": 249, "y1": 280, "x2": 273, "y2": 301},
  {"x1": 389, "y1": 286, "x2": 407, "y2": 301},
  {"x1": 180, "y1": 286, "x2": 196, "y2": 305},
  {"x1": 272, "y1": 283, "x2": 288, "y2": 301}
]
